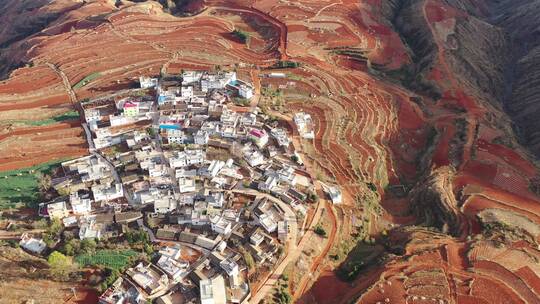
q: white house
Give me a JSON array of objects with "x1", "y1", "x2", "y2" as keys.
[
  {"x1": 92, "y1": 183, "x2": 124, "y2": 202},
  {"x1": 148, "y1": 163, "x2": 169, "y2": 178},
  {"x1": 157, "y1": 255, "x2": 188, "y2": 282},
  {"x1": 70, "y1": 191, "x2": 92, "y2": 215},
  {"x1": 219, "y1": 258, "x2": 239, "y2": 277},
  {"x1": 109, "y1": 114, "x2": 134, "y2": 127},
  {"x1": 200, "y1": 275, "x2": 227, "y2": 304},
  {"x1": 250, "y1": 230, "x2": 265, "y2": 246},
  {"x1": 210, "y1": 216, "x2": 232, "y2": 235},
  {"x1": 169, "y1": 150, "x2": 206, "y2": 169},
  {"x1": 191, "y1": 210, "x2": 209, "y2": 226},
  {"x1": 47, "y1": 200, "x2": 69, "y2": 219},
  {"x1": 259, "y1": 175, "x2": 278, "y2": 192},
  {"x1": 194, "y1": 130, "x2": 209, "y2": 145},
  {"x1": 167, "y1": 129, "x2": 189, "y2": 145},
  {"x1": 201, "y1": 160, "x2": 225, "y2": 178},
  {"x1": 84, "y1": 108, "x2": 101, "y2": 123},
  {"x1": 244, "y1": 150, "x2": 265, "y2": 167},
  {"x1": 278, "y1": 221, "x2": 288, "y2": 243},
  {"x1": 239, "y1": 84, "x2": 253, "y2": 99},
  {"x1": 19, "y1": 234, "x2": 46, "y2": 254},
  {"x1": 278, "y1": 166, "x2": 297, "y2": 186},
  {"x1": 178, "y1": 178, "x2": 197, "y2": 193},
  {"x1": 270, "y1": 128, "x2": 290, "y2": 147},
  {"x1": 294, "y1": 112, "x2": 315, "y2": 139},
  {"x1": 175, "y1": 168, "x2": 197, "y2": 178},
  {"x1": 206, "y1": 192, "x2": 225, "y2": 208},
  {"x1": 154, "y1": 197, "x2": 177, "y2": 214},
  {"x1": 79, "y1": 215, "x2": 101, "y2": 240},
  {"x1": 240, "y1": 113, "x2": 257, "y2": 126},
  {"x1": 220, "y1": 108, "x2": 239, "y2": 127},
  {"x1": 182, "y1": 71, "x2": 203, "y2": 84},
  {"x1": 201, "y1": 71, "x2": 236, "y2": 92},
  {"x1": 139, "y1": 76, "x2": 158, "y2": 89},
  {"x1": 258, "y1": 213, "x2": 277, "y2": 233},
  {"x1": 326, "y1": 185, "x2": 342, "y2": 204}
]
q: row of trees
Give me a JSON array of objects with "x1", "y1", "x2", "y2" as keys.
[{"x1": 274, "y1": 274, "x2": 292, "y2": 304}]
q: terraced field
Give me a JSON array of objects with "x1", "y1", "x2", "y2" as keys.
[{"x1": 2, "y1": 0, "x2": 540, "y2": 303}]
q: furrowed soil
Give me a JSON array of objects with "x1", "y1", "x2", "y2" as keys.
[{"x1": 1, "y1": 0, "x2": 540, "y2": 303}]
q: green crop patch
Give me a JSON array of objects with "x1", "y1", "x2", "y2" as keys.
[
  {"x1": 73, "y1": 72, "x2": 101, "y2": 89},
  {"x1": 9, "y1": 110, "x2": 80, "y2": 127},
  {"x1": 0, "y1": 160, "x2": 67, "y2": 209},
  {"x1": 75, "y1": 249, "x2": 138, "y2": 270}
]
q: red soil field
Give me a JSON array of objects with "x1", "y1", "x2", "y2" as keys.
[
  {"x1": 457, "y1": 295, "x2": 490, "y2": 304},
  {"x1": 471, "y1": 276, "x2": 526, "y2": 304},
  {"x1": 309, "y1": 269, "x2": 354, "y2": 304},
  {"x1": 515, "y1": 266, "x2": 540, "y2": 295},
  {"x1": 2, "y1": 0, "x2": 540, "y2": 303}
]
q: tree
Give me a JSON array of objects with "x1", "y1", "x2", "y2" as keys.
[
  {"x1": 36, "y1": 172, "x2": 52, "y2": 193},
  {"x1": 48, "y1": 251, "x2": 75, "y2": 280},
  {"x1": 240, "y1": 247, "x2": 255, "y2": 271},
  {"x1": 62, "y1": 239, "x2": 81, "y2": 256},
  {"x1": 366, "y1": 182, "x2": 377, "y2": 192},
  {"x1": 144, "y1": 243, "x2": 154, "y2": 255},
  {"x1": 314, "y1": 225, "x2": 327, "y2": 237},
  {"x1": 98, "y1": 267, "x2": 121, "y2": 292},
  {"x1": 80, "y1": 238, "x2": 97, "y2": 254},
  {"x1": 277, "y1": 245, "x2": 284, "y2": 257},
  {"x1": 62, "y1": 242, "x2": 75, "y2": 256},
  {"x1": 231, "y1": 29, "x2": 250, "y2": 44},
  {"x1": 307, "y1": 191, "x2": 319, "y2": 203},
  {"x1": 125, "y1": 230, "x2": 149, "y2": 245},
  {"x1": 275, "y1": 285, "x2": 292, "y2": 304},
  {"x1": 43, "y1": 218, "x2": 63, "y2": 247},
  {"x1": 233, "y1": 97, "x2": 250, "y2": 106}
]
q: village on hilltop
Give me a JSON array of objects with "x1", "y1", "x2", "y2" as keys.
[{"x1": 17, "y1": 69, "x2": 342, "y2": 304}]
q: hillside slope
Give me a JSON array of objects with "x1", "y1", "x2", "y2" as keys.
[{"x1": 1, "y1": 0, "x2": 540, "y2": 303}]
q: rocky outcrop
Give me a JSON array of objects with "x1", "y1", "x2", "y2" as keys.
[
  {"x1": 409, "y1": 166, "x2": 460, "y2": 235},
  {"x1": 418, "y1": 0, "x2": 540, "y2": 157},
  {"x1": 488, "y1": 1, "x2": 540, "y2": 156},
  {"x1": 129, "y1": 0, "x2": 205, "y2": 15},
  {"x1": 378, "y1": 0, "x2": 442, "y2": 99},
  {"x1": 446, "y1": 13, "x2": 510, "y2": 107}
]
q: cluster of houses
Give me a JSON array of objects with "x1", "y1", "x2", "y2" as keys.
[{"x1": 24, "y1": 69, "x2": 343, "y2": 304}]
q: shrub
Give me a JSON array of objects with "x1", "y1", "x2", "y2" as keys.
[
  {"x1": 307, "y1": 191, "x2": 319, "y2": 203},
  {"x1": 48, "y1": 251, "x2": 76, "y2": 280},
  {"x1": 275, "y1": 286, "x2": 292, "y2": 304},
  {"x1": 233, "y1": 97, "x2": 250, "y2": 106},
  {"x1": 80, "y1": 238, "x2": 97, "y2": 254},
  {"x1": 273, "y1": 60, "x2": 301, "y2": 69},
  {"x1": 232, "y1": 29, "x2": 250, "y2": 43},
  {"x1": 125, "y1": 230, "x2": 149, "y2": 245},
  {"x1": 240, "y1": 247, "x2": 255, "y2": 271},
  {"x1": 366, "y1": 182, "x2": 377, "y2": 192},
  {"x1": 314, "y1": 225, "x2": 327, "y2": 237}
]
